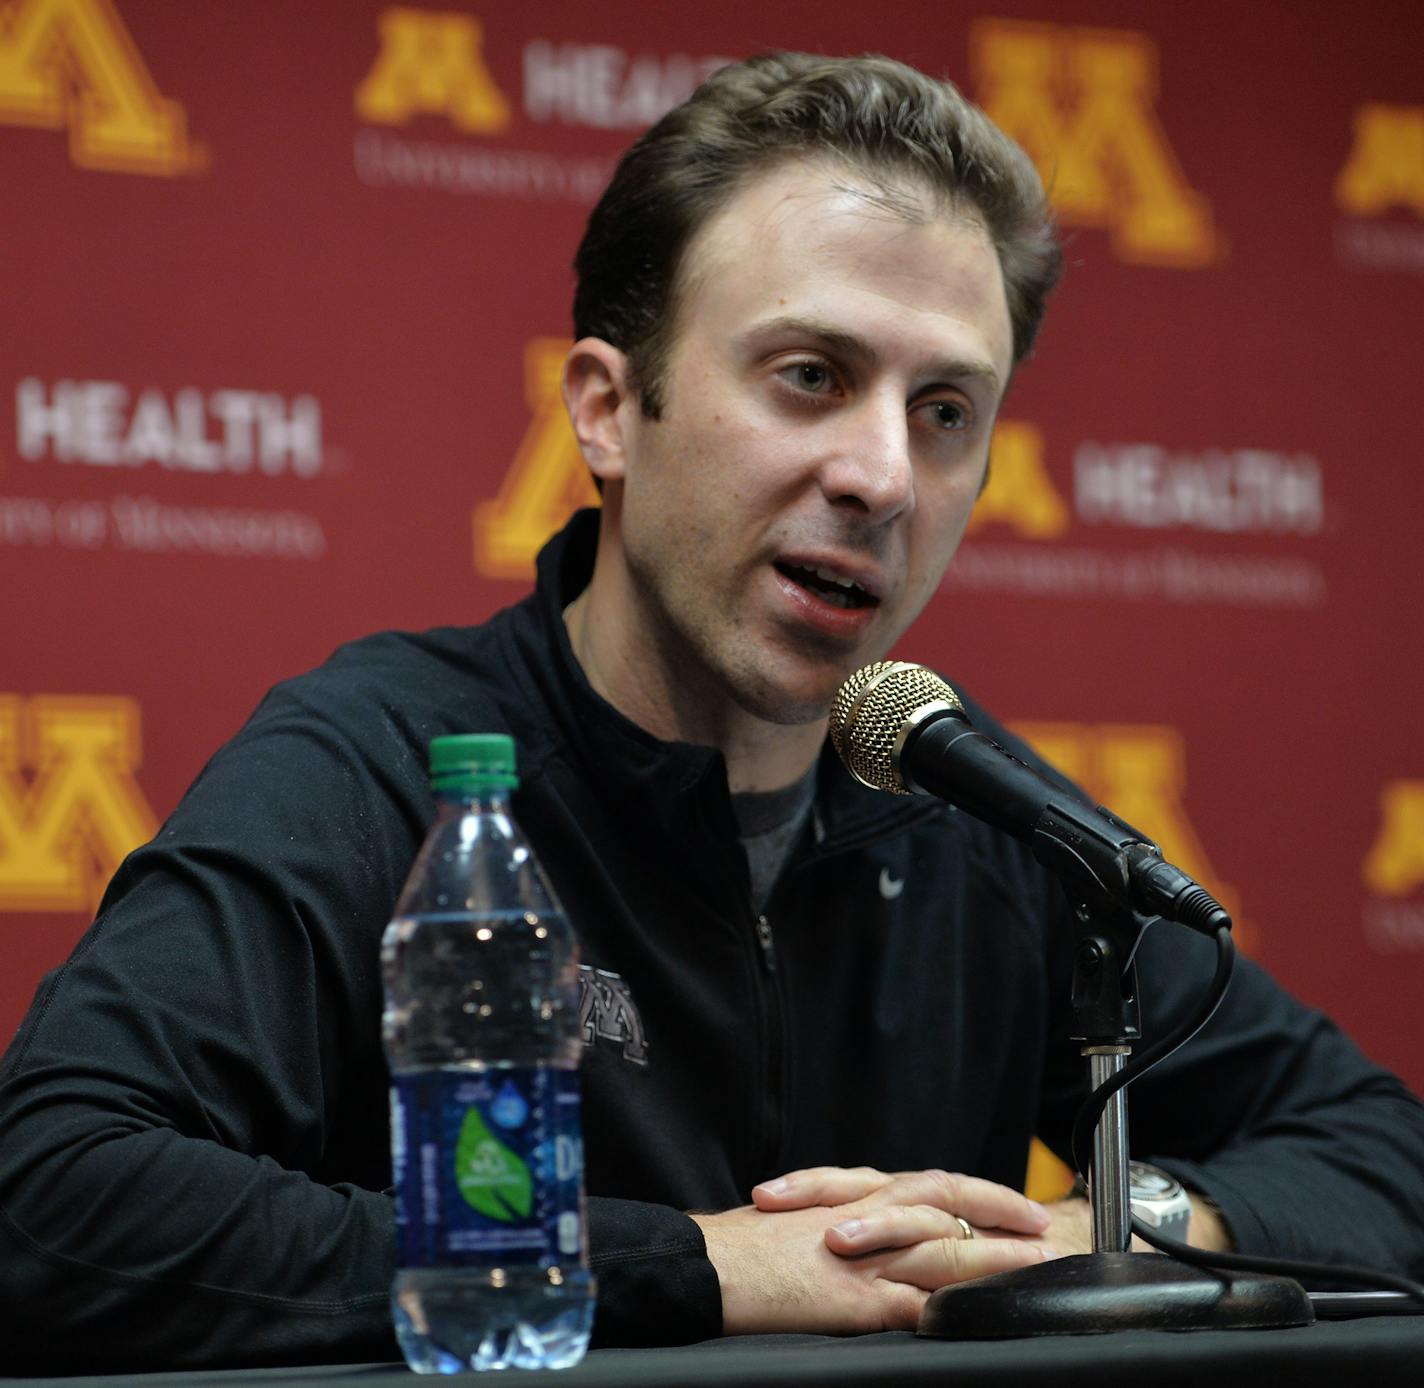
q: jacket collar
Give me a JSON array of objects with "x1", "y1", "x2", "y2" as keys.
[{"x1": 512, "y1": 508, "x2": 936, "y2": 852}]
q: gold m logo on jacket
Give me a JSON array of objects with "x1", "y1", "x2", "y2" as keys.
[
  {"x1": 0, "y1": 694, "x2": 157, "y2": 911},
  {"x1": 578, "y1": 965, "x2": 648, "y2": 1066},
  {"x1": 972, "y1": 19, "x2": 1218, "y2": 267},
  {"x1": 0, "y1": 0, "x2": 199, "y2": 175}
]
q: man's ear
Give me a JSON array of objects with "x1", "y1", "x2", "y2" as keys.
[{"x1": 562, "y1": 338, "x2": 634, "y2": 483}]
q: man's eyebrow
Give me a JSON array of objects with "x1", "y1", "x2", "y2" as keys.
[
  {"x1": 744, "y1": 314, "x2": 1002, "y2": 390},
  {"x1": 747, "y1": 315, "x2": 873, "y2": 363}
]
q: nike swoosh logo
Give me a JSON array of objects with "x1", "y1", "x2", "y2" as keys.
[{"x1": 878, "y1": 867, "x2": 905, "y2": 900}]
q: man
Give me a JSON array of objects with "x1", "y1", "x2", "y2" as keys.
[{"x1": 1, "y1": 53, "x2": 1420, "y2": 1372}]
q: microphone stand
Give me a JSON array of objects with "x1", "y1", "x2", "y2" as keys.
[{"x1": 918, "y1": 887, "x2": 1313, "y2": 1338}]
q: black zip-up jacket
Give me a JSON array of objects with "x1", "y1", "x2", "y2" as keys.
[{"x1": 2, "y1": 510, "x2": 1422, "y2": 1373}]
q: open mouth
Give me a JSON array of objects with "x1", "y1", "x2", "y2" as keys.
[{"x1": 776, "y1": 562, "x2": 878, "y2": 610}]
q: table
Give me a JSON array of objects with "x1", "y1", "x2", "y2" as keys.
[{"x1": 10, "y1": 1318, "x2": 1423, "y2": 1388}]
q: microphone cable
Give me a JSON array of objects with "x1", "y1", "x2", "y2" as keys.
[
  {"x1": 1069, "y1": 923, "x2": 1236, "y2": 1183},
  {"x1": 1069, "y1": 923, "x2": 1424, "y2": 1308}
]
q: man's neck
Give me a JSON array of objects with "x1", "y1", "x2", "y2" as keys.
[{"x1": 562, "y1": 584, "x2": 825, "y2": 794}]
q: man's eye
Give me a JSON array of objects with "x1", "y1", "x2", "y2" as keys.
[
  {"x1": 783, "y1": 361, "x2": 834, "y2": 393},
  {"x1": 924, "y1": 399, "x2": 969, "y2": 431}
]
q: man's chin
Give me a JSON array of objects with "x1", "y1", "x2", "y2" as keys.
[{"x1": 727, "y1": 661, "x2": 866, "y2": 729}]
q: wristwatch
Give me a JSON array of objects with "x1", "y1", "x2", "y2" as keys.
[{"x1": 1127, "y1": 1161, "x2": 1193, "y2": 1241}]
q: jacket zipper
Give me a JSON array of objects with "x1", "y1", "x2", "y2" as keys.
[
  {"x1": 754, "y1": 914, "x2": 776, "y2": 972},
  {"x1": 753, "y1": 911, "x2": 784, "y2": 1179},
  {"x1": 747, "y1": 799, "x2": 940, "y2": 1185}
]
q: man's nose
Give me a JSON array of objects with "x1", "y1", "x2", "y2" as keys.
[{"x1": 819, "y1": 398, "x2": 915, "y2": 522}]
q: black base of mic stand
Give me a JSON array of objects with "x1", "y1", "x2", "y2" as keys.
[
  {"x1": 920, "y1": 1252, "x2": 1312, "y2": 1337},
  {"x1": 919, "y1": 894, "x2": 1312, "y2": 1340}
]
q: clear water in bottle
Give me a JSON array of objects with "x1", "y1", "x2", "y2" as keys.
[{"x1": 383, "y1": 735, "x2": 594, "y2": 1372}]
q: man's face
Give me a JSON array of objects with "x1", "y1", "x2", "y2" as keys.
[{"x1": 608, "y1": 160, "x2": 1015, "y2": 728}]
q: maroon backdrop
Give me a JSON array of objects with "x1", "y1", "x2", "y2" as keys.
[{"x1": 4, "y1": 2, "x2": 1422, "y2": 1117}]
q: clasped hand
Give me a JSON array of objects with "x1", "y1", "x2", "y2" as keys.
[{"x1": 691, "y1": 1165, "x2": 1097, "y2": 1336}]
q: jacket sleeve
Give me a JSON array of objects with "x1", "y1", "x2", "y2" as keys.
[
  {"x1": 0, "y1": 675, "x2": 720, "y2": 1371},
  {"x1": 586, "y1": 1198, "x2": 721, "y2": 1346},
  {"x1": 0, "y1": 685, "x2": 416, "y2": 1372},
  {"x1": 1036, "y1": 890, "x2": 1424, "y2": 1278}
]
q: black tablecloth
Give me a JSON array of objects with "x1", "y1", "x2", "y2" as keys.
[{"x1": 8, "y1": 1318, "x2": 1423, "y2": 1388}]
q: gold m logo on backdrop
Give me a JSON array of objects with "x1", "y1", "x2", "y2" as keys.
[
  {"x1": 0, "y1": 695, "x2": 157, "y2": 912},
  {"x1": 1012, "y1": 720, "x2": 1249, "y2": 948},
  {"x1": 1335, "y1": 106, "x2": 1424, "y2": 217},
  {"x1": 0, "y1": 0, "x2": 199, "y2": 175},
  {"x1": 967, "y1": 420, "x2": 1071, "y2": 539},
  {"x1": 1363, "y1": 781, "x2": 1424, "y2": 897},
  {"x1": 473, "y1": 338, "x2": 596, "y2": 580},
  {"x1": 973, "y1": 19, "x2": 1218, "y2": 266},
  {"x1": 355, "y1": 6, "x2": 510, "y2": 134}
]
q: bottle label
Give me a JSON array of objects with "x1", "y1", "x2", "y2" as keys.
[{"x1": 390, "y1": 1066, "x2": 584, "y2": 1269}]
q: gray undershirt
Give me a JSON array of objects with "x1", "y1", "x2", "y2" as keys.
[{"x1": 731, "y1": 763, "x2": 818, "y2": 913}]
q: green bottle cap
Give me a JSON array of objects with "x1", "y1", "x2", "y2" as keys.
[{"x1": 428, "y1": 733, "x2": 519, "y2": 793}]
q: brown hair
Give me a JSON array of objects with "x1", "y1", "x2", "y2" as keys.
[{"x1": 573, "y1": 51, "x2": 1061, "y2": 417}]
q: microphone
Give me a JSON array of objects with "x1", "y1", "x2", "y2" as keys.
[{"x1": 829, "y1": 661, "x2": 1230, "y2": 935}]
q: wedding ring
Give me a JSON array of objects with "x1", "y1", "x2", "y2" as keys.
[{"x1": 954, "y1": 1215, "x2": 975, "y2": 1240}]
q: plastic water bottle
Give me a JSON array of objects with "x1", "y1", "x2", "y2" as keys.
[{"x1": 382, "y1": 734, "x2": 594, "y2": 1372}]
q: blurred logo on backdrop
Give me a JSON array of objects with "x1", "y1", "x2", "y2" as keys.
[
  {"x1": 355, "y1": 7, "x2": 511, "y2": 135},
  {"x1": 352, "y1": 6, "x2": 729, "y2": 202},
  {"x1": 946, "y1": 425, "x2": 1329, "y2": 609},
  {"x1": 350, "y1": 7, "x2": 1218, "y2": 262},
  {"x1": 971, "y1": 19, "x2": 1219, "y2": 267},
  {"x1": 16, "y1": 378, "x2": 323, "y2": 477},
  {"x1": 472, "y1": 339, "x2": 594, "y2": 580},
  {"x1": 0, "y1": 0, "x2": 204, "y2": 176},
  {"x1": 1362, "y1": 781, "x2": 1424, "y2": 952},
  {"x1": 2, "y1": 377, "x2": 330, "y2": 560},
  {"x1": 1333, "y1": 104, "x2": 1424, "y2": 275},
  {"x1": 0, "y1": 695, "x2": 155, "y2": 913},
  {"x1": 1014, "y1": 720, "x2": 1250, "y2": 951},
  {"x1": 949, "y1": 23, "x2": 1325, "y2": 610}
]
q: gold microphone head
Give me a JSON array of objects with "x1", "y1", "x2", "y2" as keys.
[{"x1": 828, "y1": 661, "x2": 963, "y2": 794}]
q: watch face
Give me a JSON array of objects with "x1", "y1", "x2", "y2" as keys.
[
  {"x1": 1129, "y1": 1162, "x2": 1184, "y2": 1201},
  {"x1": 1127, "y1": 1162, "x2": 1193, "y2": 1240}
]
